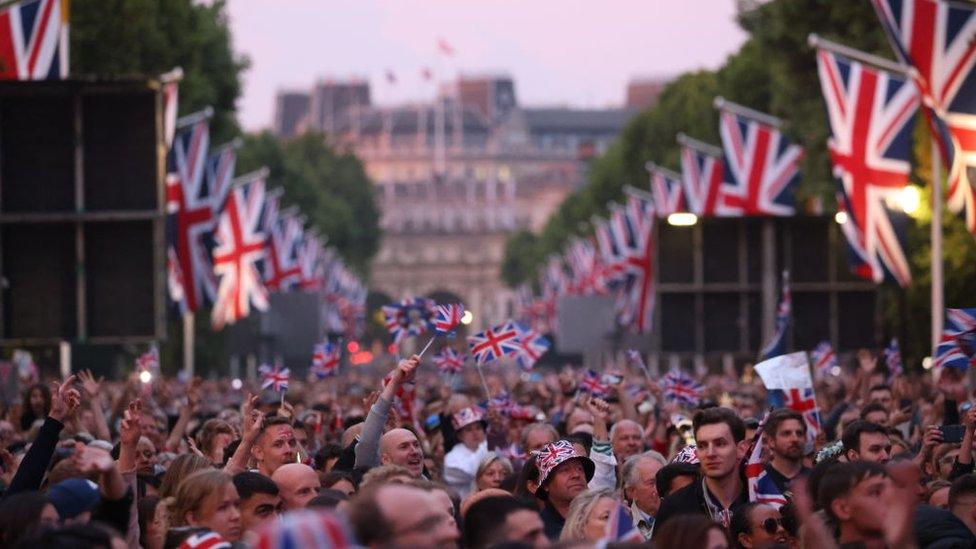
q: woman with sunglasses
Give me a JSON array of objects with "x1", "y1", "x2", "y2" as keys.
[{"x1": 729, "y1": 502, "x2": 790, "y2": 549}]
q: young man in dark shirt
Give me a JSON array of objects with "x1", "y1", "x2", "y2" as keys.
[{"x1": 762, "y1": 409, "x2": 810, "y2": 497}]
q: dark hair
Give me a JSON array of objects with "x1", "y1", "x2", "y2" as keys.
[
  {"x1": 307, "y1": 489, "x2": 349, "y2": 510},
  {"x1": 565, "y1": 432, "x2": 593, "y2": 455},
  {"x1": 12, "y1": 523, "x2": 116, "y2": 549},
  {"x1": 841, "y1": 421, "x2": 888, "y2": 456},
  {"x1": 462, "y1": 495, "x2": 533, "y2": 549},
  {"x1": 655, "y1": 462, "x2": 700, "y2": 498},
  {"x1": 867, "y1": 384, "x2": 892, "y2": 395},
  {"x1": 859, "y1": 403, "x2": 889, "y2": 421},
  {"x1": 315, "y1": 443, "x2": 344, "y2": 471},
  {"x1": 0, "y1": 491, "x2": 53, "y2": 545},
  {"x1": 654, "y1": 514, "x2": 730, "y2": 549},
  {"x1": 729, "y1": 501, "x2": 762, "y2": 549},
  {"x1": 763, "y1": 409, "x2": 806, "y2": 439},
  {"x1": 817, "y1": 461, "x2": 888, "y2": 521},
  {"x1": 513, "y1": 453, "x2": 540, "y2": 503},
  {"x1": 693, "y1": 407, "x2": 746, "y2": 442},
  {"x1": 158, "y1": 454, "x2": 213, "y2": 499},
  {"x1": 322, "y1": 469, "x2": 358, "y2": 491},
  {"x1": 258, "y1": 416, "x2": 293, "y2": 439},
  {"x1": 949, "y1": 474, "x2": 976, "y2": 509},
  {"x1": 136, "y1": 495, "x2": 161, "y2": 549},
  {"x1": 233, "y1": 471, "x2": 279, "y2": 499},
  {"x1": 19, "y1": 384, "x2": 51, "y2": 431}
]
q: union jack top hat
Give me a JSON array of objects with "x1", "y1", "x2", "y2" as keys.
[
  {"x1": 533, "y1": 440, "x2": 594, "y2": 499},
  {"x1": 453, "y1": 407, "x2": 487, "y2": 431}
]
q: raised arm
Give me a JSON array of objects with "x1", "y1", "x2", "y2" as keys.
[
  {"x1": 78, "y1": 369, "x2": 111, "y2": 442},
  {"x1": 224, "y1": 393, "x2": 264, "y2": 475},
  {"x1": 355, "y1": 355, "x2": 420, "y2": 469}
]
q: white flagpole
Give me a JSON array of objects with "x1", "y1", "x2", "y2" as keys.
[
  {"x1": 183, "y1": 312, "x2": 194, "y2": 378},
  {"x1": 932, "y1": 140, "x2": 944, "y2": 355}
]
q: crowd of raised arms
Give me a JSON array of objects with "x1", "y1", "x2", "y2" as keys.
[{"x1": 0, "y1": 348, "x2": 974, "y2": 549}]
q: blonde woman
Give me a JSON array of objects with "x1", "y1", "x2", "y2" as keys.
[
  {"x1": 559, "y1": 487, "x2": 617, "y2": 542},
  {"x1": 475, "y1": 452, "x2": 514, "y2": 492},
  {"x1": 166, "y1": 469, "x2": 243, "y2": 542}
]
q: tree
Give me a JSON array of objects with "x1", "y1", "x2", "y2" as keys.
[{"x1": 71, "y1": 0, "x2": 248, "y2": 142}]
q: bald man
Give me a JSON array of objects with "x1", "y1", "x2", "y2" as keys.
[
  {"x1": 379, "y1": 428, "x2": 424, "y2": 477},
  {"x1": 355, "y1": 356, "x2": 422, "y2": 472},
  {"x1": 272, "y1": 463, "x2": 322, "y2": 511}
]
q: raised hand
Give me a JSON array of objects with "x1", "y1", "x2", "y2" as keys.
[
  {"x1": 241, "y1": 393, "x2": 264, "y2": 442},
  {"x1": 49, "y1": 375, "x2": 81, "y2": 422},
  {"x1": 582, "y1": 394, "x2": 610, "y2": 422},
  {"x1": 73, "y1": 442, "x2": 115, "y2": 475},
  {"x1": 119, "y1": 400, "x2": 142, "y2": 446},
  {"x1": 77, "y1": 369, "x2": 103, "y2": 398}
]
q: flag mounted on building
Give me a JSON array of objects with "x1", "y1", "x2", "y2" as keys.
[
  {"x1": 615, "y1": 190, "x2": 656, "y2": 334},
  {"x1": 715, "y1": 97, "x2": 804, "y2": 216},
  {"x1": 760, "y1": 271, "x2": 791, "y2": 360},
  {"x1": 0, "y1": 0, "x2": 68, "y2": 80},
  {"x1": 814, "y1": 44, "x2": 917, "y2": 288},
  {"x1": 261, "y1": 192, "x2": 303, "y2": 292},
  {"x1": 647, "y1": 162, "x2": 686, "y2": 218},
  {"x1": 678, "y1": 133, "x2": 732, "y2": 217},
  {"x1": 871, "y1": 0, "x2": 976, "y2": 237}
]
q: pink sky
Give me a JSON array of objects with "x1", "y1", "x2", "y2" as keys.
[{"x1": 228, "y1": 1, "x2": 748, "y2": 130}]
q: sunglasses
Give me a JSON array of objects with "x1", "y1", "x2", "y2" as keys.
[{"x1": 759, "y1": 517, "x2": 785, "y2": 535}]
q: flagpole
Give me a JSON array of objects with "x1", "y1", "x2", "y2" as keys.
[
  {"x1": 417, "y1": 335, "x2": 436, "y2": 358},
  {"x1": 475, "y1": 363, "x2": 492, "y2": 401},
  {"x1": 932, "y1": 139, "x2": 944, "y2": 355}
]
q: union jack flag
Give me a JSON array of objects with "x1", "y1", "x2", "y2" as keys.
[
  {"x1": 310, "y1": 341, "x2": 341, "y2": 379},
  {"x1": 885, "y1": 337, "x2": 904, "y2": 378},
  {"x1": 935, "y1": 308, "x2": 976, "y2": 370},
  {"x1": 565, "y1": 237, "x2": 610, "y2": 296},
  {"x1": 433, "y1": 347, "x2": 466, "y2": 375},
  {"x1": 579, "y1": 369, "x2": 612, "y2": 398},
  {"x1": 680, "y1": 137, "x2": 732, "y2": 216},
  {"x1": 166, "y1": 247, "x2": 187, "y2": 314},
  {"x1": 811, "y1": 341, "x2": 838, "y2": 377},
  {"x1": 135, "y1": 345, "x2": 159, "y2": 374},
  {"x1": 432, "y1": 303, "x2": 465, "y2": 334},
  {"x1": 872, "y1": 0, "x2": 976, "y2": 237},
  {"x1": 166, "y1": 116, "x2": 215, "y2": 312},
  {"x1": 296, "y1": 231, "x2": 324, "y2": 291},
  {"x1": 592, "y1": 217, "x2": 627, "y2": 290},
  {"x1": 382, "y1": 298, "x2": 434, "y2": 344},
  {"x1": 534, "y1": 440, "x2": 579, "y2": 475},
  {"x1": 204, "y1": 142, "x2": 236, "y2": 216},
  {"x1": 179, "y1": 531, "x2": 231, "y2": 549},
  {"x1": 816, "y1": 48, "x2": 918, "y2": 287},
  {"x1": 0, "y1": 0, "x2": 68, "y2": 81},
  {"x1": 487, "y1": 391, "x2": 516, "y2": 415},
  {"x1": 603, "y1": 500, "x2": 645, "y2": 542},
  {"x1": 512, "y1": 323, "x2": 551, "y2": 371},
  {"x1": 614, "y1": 194, "x2": 655, "y2": 333},
  {"x1": 648, "y1": 164, "x2": 686, "y2": 218},
  {"x1": 382, "y1": 370, "x2": 417, "y2": 423},
  {"x1": 718, "y1": 107, "x2": 804, "y2": 216},
  {"x1": 211, "y1": 179, "x2": 269, "y2": 329},
  {"x1": 745, "y1": 414, "x2": 788, "y2": 508},
  {"x1": 769, "y1": 386, "x2": 822, "y2": 444},
  {"x1": 662, "y1": 370, "x2": 704, "y2": 407},
  {"x1": 760, "y1": 271, "x2": 791, "y2": 360},
  {"x1": 259, "y1": 363, "x2": 290, "y2": 393},
  {"x1": 467, "y1": 322, "x2": 521, "y2": 366},
  {"x1": 261, "y1": 195, "x2": 303, "y2": 292}
]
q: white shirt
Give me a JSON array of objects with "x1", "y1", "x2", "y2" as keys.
[{"x1": 443, "y1": 440, "x2": 488, "y2": 498}]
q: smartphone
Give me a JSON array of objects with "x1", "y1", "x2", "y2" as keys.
[
  {"x1": 602, "y1": 374, "x2": 623, "y2": 385},
  {"x1": 941, "y1": 424, "x2": 966, "y2": 444},
  {"x1": 424, "y1": 413, "x2": 441, "y2": 432}
]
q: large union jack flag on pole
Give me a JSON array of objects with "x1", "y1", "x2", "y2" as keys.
[
  {"x1": 815, "y1": 47, "x2": 918, "y2": 287},
  {"x1": 261, "y1": 192, "x2": 303, "y2": 292},
  {"x1": 872, "y1": 0, "x2": 976, "y2": 237},
  {"x1": 0, "y1": 0, "x2": 67, "y2": 81},
  {"x1": 211, "y1": 176, "x2": 269, "y2": 329},
  {"x1": 760, "y1": 271, "x2": 792, "y2": 360},
  {"x1": 935, "y1": 308, "x2": 976, "y2": 370},
  {"x1": 679, "y1": 133, "x2": 733, "y2": 217},
  {"x1": 647, "y1": 162, "x2": 686, "y2": 218},
  {"x1": 467, "y1": 322, "x2": 521, "y2": 366},
  {"x1": 717, "y1": 99, "x2": 804, "y2": 216},
  {"x1": 310, "y1": 341, "x2": 341, "y2": 379},
  {"x1": 166, "y1": 112, "x2": 216, "y2": 313},
  {"x1": 615, "y1": 192, "x2": 656, "y2": 334}
]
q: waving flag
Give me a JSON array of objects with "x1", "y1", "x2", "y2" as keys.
[
  {"x1": 815, "y1": 48, "x2": 918, "y2": 287},
  {"x1": 211, "y1": 178, "x2": 269, "y2": 329},
  {"x1": 745, "y1": 414, "x2": 788, "y2": 507},
  {"x1": 433, "y1": 303, "x2": 465, "y2": 334},
  {"x1": 872, "y1": 0, "x2": 976, "y2": 236},
  {"x1": 136, "y1": 345, "x2": 159, "y2": 374},
  {"x1": 603, "y1": 500, "x2": 645, "y2": 542},
  {"x1": 467, "y1": 322, "x2": 521, "y2": 366},
  {"x1": 680, "y1": 136, "x2": 731, "y2": 216},
  {"x1": 662, "y1": 370, "x2": 704, "y2": 407},
  {"x1": 756, "y1": 352, "x2": 822, "y2": 444},
  {"x1": 166, "y1": 115, "x2": 215, "y2": 312},
  {"x1": 648, "y1": 164, "x2": 686, "y2": 218},
  {"x1": 811, "y1": 341, "x2": 838, "y2": 377},
  {"x1": 261, "y1": 195, "x2": 303, "y2": 292},
  {"x1": 593, "y1": 216, "x2": 627, "y2": 287},
  {"x1": 259, "y1": 363, "x2": 290, "y2": 393},
  {"x1": 717, "y1": 105, "x2": 804, "y2": 216},
  {"x1": 434, "y1": 347, "x2": 466, "y2": 375},
  {"x1": 204, "y1": 142, "x2": 237, "y2": 215},
  {"x1": 512, "y1": 323, "x2": 551, "y2": 371},
  {"x1": 382, "y1": 298, "x2": 435, "y2": 344},
  {"x1": 935, "y1": 308, "x2": 976, "y2": 370},
  {"x1": 760, "y1": 271, "x2": 791, "y2": 360},
  {"x1": 310, "y1": 341, "x2": 341, "y2": 379},
  {"x1": 580, "y1": 369, "x2": 612, "y2": 398},
  {"x1": 0, "y1": 0, "x2": 68, "y2": 81},
  {"x1": 615, "y1": 193, "x2": 656, "y2": 333},
  {"x1": 885, "y1": 337, "x2": 904, "y2": 378}
]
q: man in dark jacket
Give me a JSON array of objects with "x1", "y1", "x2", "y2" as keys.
[
  {"x1": 654, "y1": 407, "x2": 749, "y2": 534},
  {"x1": 534, "y1": 440, "x2": 595, "y2": 540}
]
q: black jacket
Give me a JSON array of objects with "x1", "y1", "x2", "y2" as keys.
[
  {"x1": 653, "y1": 477, "x2": 748, "y2": 536},
  {"x1": 915, "y1": 504, "x2": 976, "y2": 549},
  {"x1": 540, "y1": 501, "x2": 565, "y2": 540}
]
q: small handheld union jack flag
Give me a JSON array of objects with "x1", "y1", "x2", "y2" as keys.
[
  {"x1": 467, "y1": 322, "x2": 521, "y2": 366},
  {"x1": 433, "y1": 347, "x2": 466, "y2": 375},
  {"x1": 513, "y1": 323, "x2": 551, "y2": 371},
  {"x1": 662, "y1": 370, "x2": 704, "y2": 407},
  {"x1": 811, "y1": 341, "x2": 838, "y2": 378},
  {"x1": 433, "y1": 303, "x2": 465, "y2": 334},
  {"x1": 885, "y1": 338, "x2": 903, "y2": 379},
  {"x1": 745, "y1": 412, "x2": 788, "y2": 508},
  {"x1": 310, "y1": 341, "x2": 341, "y2": 379},
  {"x1": 579, "y1": 369, "x2": 612, "y2": 398},
  {"x1": 135, "y1": 344, "x2": 159, "y2": 374},
  {"x1": 259, "y1": 363, "x2": 290, "y2": 393}
]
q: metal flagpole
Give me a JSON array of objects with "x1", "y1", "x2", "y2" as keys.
[
  {"x1": 183, "y1": 312, "x2": 194, "y2": 378},
  {"x1": 932, "y1": 140, "x2": 944, "y2": 355}
]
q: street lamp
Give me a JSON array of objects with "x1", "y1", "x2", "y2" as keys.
[
  {"x1": 460, "y1": 310, "x2": 473, "y2": 325},
  {"x1": 667, "y1": 212, "x2": 698, "y2": 227},
  {"x1": 834, "y1": 211, "x2": 849, "y2": 225},
  {"x1": 900, "y1": 185, "x2": 921, "y2": 215}
]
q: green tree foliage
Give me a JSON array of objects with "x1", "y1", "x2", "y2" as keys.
[
  {"x1": 70, "y1": 0, "x2": 248, "y2": 142},
  {"x1": 236, "y1": 132, "x2": 381, "y2": 276}
]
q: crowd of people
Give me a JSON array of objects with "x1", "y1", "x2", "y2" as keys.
[{"x1": 0, "y1": 347, "x2": 973, "y2": 548}]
